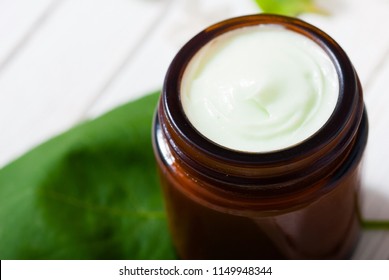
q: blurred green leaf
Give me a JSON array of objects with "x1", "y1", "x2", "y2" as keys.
[
  {"x1": 0, "y1": 92, "x2": 176, "y2": 259},
  {"x1": 253, "y1": 0, "x2": 326, "y2": 16},
  {"x1": 362, "y1": 220, "x2": 389, "y2": 230}
]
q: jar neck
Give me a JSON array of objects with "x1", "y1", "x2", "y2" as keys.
[
  {"x1": 157, "y1": 14, "x2": 367, "y2": 209},
  {"x1": 155, "y1": 112, "x2": 367, "y2": 215}
]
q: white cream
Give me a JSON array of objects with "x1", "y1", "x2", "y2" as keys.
[{"x1": 181, "y1": 25, "x2": 339, "y2": 152}]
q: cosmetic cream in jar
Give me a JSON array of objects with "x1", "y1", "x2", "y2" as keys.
[{"x1": 152, "y1": 14, "x2": 368, "y2": 259}]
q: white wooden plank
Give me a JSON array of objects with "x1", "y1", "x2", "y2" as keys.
[
  {"x1": 0, "y1": 0, "x2": 56, "y2": 68},
  {"x1": 0, "y1": 0, "x2": 168, "y2": 167},
  {"x1": 86, "y1": 0, "x2": 259, "y2": 117},
  {"x1": 360, "y1": 52, "x2": 389, "y2": 220}
]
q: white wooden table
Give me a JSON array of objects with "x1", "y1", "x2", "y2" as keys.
[{"x1": 1, "y1": 0, "x2": 388, "y2": 259}]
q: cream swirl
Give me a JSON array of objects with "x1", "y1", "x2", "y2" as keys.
[{"x1": 181, "y1": 25, "x2": 339, "y2": 152}]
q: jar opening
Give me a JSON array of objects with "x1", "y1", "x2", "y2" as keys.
[
  {"x1": 163, "y1": 14, "x2": 361, "y2": 165},
  {"x1": 180, "y1": 23, "x2": 339, "y2": 153}
]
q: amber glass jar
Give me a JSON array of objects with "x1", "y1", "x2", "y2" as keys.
[{"x1": 152, "y1": 14, "x2": 368, "y2": 259}]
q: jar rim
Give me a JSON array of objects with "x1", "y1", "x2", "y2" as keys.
[{"x1": 162, "y1": 14, "x2": 362, "y2": 165}]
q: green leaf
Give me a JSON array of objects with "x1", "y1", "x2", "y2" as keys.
[
  {"x1": 361, "y1": 220, "x2": 389, "y2": 230},
  {"x1": 253, "y1": 0, "x2": 326, "y2": 16},
  {"x1": 0, "y1": 92, "x2": 176, "y2": 259}
]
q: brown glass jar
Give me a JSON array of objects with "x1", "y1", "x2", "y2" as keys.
[{"x1": 152, "y1": 14, "x2": 368, "y2": 259}]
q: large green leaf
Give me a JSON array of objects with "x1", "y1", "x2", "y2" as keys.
[{"x1": 0, "y1": 92, "x2": 176, "y2": 259}]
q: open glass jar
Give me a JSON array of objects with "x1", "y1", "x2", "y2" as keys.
[{"x1": 152, "y1": 14, "x2": 368, "y2": 259}]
